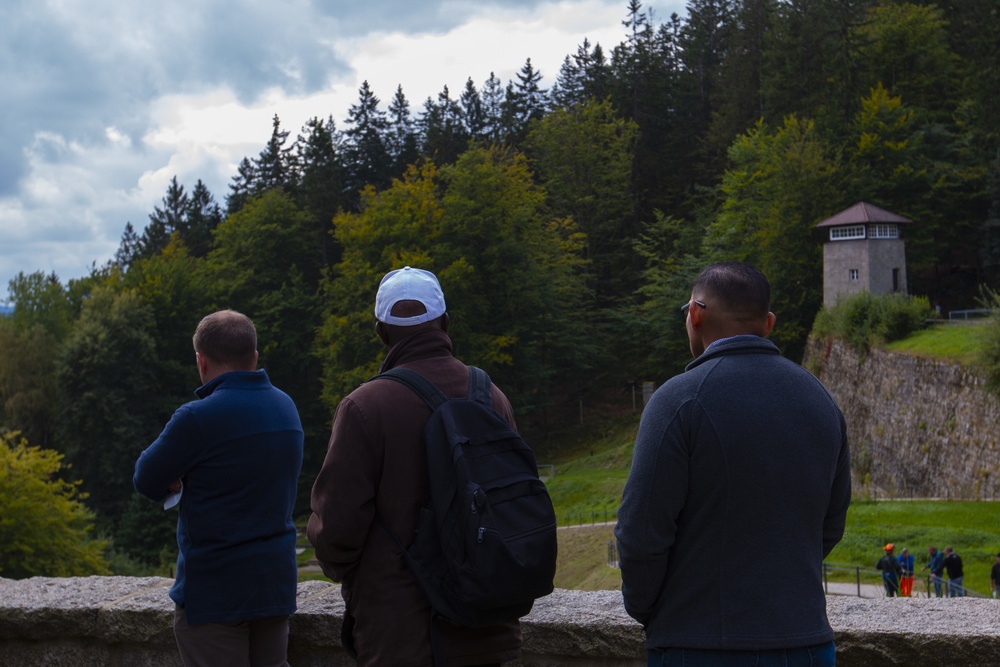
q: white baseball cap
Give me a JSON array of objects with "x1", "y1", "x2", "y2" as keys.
[{"x1": 374, "y1": 266, "x2": 447, "y2": 326}]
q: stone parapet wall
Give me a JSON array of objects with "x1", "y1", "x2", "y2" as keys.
[
  {"x1": 804, "y1": 337, "x2": 1000, "y2": 499},
  {"x1": 2, "y1": 577, "x2": 1000, "y2": 666}
]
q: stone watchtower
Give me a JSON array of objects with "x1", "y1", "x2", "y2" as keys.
[{"x1": 816, "y1": 202, "x2": 912, "y2": 308}]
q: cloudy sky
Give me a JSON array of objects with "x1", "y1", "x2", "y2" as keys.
[{"x1": 0, "y1": 0, "x2": 687, "y2": 299}]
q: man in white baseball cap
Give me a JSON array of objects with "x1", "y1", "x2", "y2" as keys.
[
  {"x1": 373, "y1": 266, "x2": 447, "y2": 326},
  {"x1": 309, "y1": 266, "x2": 523, "y2": 666}
]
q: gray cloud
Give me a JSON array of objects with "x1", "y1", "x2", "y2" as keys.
[{"x1": 1, "y1": 0, "x2": 664, "y2": 291}]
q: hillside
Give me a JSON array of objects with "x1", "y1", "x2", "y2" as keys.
[{"x1": 545, "y1": 338, "x2": 1000, "y2": 592}]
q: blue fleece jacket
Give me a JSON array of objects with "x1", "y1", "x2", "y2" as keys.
[
  {"x1": 134, "y1": 370, "x2": 303, "y2": 625},
  {"x1": 616, "y1": 336, "x2": 851, "y2": 651}
]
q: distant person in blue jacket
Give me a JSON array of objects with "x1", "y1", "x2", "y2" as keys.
[
  {"x1": 615, "y1": 261, "x2": 851, "y2": 667},
  {"x1": 134, "y1": 310, "x2": 303, "y2": 667},
  {"x1": 923, "y1": 545, "x2": 945, "y2": 597}
]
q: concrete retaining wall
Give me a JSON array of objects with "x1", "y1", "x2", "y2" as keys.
[
  {"x1": 2, "y1": 577, "x2": 999, "y2": 666},
  {"x1": 804, "y1": 336, "x2": 1000, "y2": 499}
]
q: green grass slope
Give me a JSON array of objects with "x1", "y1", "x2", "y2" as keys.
[{"x1": 540, "y1": 394, "x2": 1000, "y2": 594}]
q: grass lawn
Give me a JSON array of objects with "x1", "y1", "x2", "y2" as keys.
[
  {"x1": 886, "y1": 322, "x2": 986, "y2": 365},
  {"x1": 826, "y1": 500, "x2": 1000, "y2": 596}
]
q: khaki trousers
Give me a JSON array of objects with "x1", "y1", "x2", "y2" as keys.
[{"x1": 173, "y1": 605, "x2": 290, "y2": 667}]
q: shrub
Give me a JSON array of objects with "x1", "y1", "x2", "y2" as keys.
[
  {"x1": 0, "y1": 432, "x2": 109, "y2": 578},
  {"x1": 811, "y1": 291, "x2": 935, "y2": 352}
]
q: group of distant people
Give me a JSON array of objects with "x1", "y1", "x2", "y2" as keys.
[
  {"x1": 876, "y1": 543, "x2": 998, "y2": 598},
  {"x1": 132, "y1": 261, "x2": 859, "y2": 666}
]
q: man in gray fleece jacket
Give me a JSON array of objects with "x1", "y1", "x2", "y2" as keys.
[{"x1": 615, "y1": 261, "x2": 851, "y2": 667}]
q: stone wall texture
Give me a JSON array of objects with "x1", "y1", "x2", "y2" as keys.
[
  {"x1": 2, "y1": 577, "x2": 999, "y2": 666},
  {"x1": 804, "y1": 336, "x2": 1000, "y2": 499}
]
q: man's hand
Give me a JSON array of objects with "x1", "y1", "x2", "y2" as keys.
[{"x1": 169, "y1": 478, "x2": 182, "y2": 493}]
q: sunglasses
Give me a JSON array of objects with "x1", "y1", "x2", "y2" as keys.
[{"x1": 680, "y1": 299, "x2": 707, "y2": 315}]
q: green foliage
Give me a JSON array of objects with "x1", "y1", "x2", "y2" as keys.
[
  {"x1": 0, "y1": 432, "x2": 109, "y2": 578},
  {"x1": 633, "y1": 212, "x2": 705, "y2": 379},
  {"x1": 704, "y1": 116, "x2": 842, "y2": 360},
  {"x1": 811, "y1": 291, "x2": 935, "y2": 352},
  {"x1": 317, "y1": 148, "x2": 593, "y2": 414},
  {"x1": 524, "y1": 99, "x2": 638, "y2": 301},
  {"x1": 56, "y1": 286, "x2": 164, "y2": 529},
  {"x1": 204, "y1": 189, "x2": 326, "y2": 507},
  {"x1": 852, "y1": 2, "x2": 958, "y2": 118}
]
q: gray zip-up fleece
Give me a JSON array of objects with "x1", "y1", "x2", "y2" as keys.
[{"x1": 615, "y1": 336, "x2": 851, "y2": 651}]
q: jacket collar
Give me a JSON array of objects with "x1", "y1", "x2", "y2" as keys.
[
  {"x1": 195, "y1": 369, "x2": 270, "y2": 399},
  {"x1": 685, "y1": 335, "x2": 779, "y2": 372},
  {"x1": 378, "y1": 328, "x2": 454, "y2": 373}
]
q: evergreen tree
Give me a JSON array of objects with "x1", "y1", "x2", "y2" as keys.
[
  {"x1": 185, "y1": 180, "x2": 223, "y2": 258},
  {"x1": 140, "y1": 176, "x2": 188, "y2": 258},
  {"x1": 343, "y1": 80, "x2": 391, "y2": 201},
  {"x1": 459, "y1": 78, "x2": 487, "y2": 141},
  {"x1": 386, "y1": 86, "x2": 421, "y2": 177},
  {"x1": 227, "y1": 157, "x2": 258, "y2": 215},
  {"x1": 506, "y1": 58, "x2": 548, "y2": 142},
  {"x1": 707, "y1": 0, "x2": 775, "y2": 163},
  {"x1": 114, "y1": 222, "x2": 142, "y2": 269},
  {"x1": 420, "y1": 85, "x2": 468, "y2": 165},
  {"x1": 551, "y1": 39, "x2": 613, "y2": 109},
  {"x1": 550, "y1": 55, "x2": 582, "y2": 110},
  {"x1": 481, "y1": 72, "x2": 506, "y2": 143},
  {"x1": 255, "y1": 114, "x2": 293, "y2": 193},
  {"x1": 294, "y1": 116, "x2": 347, "y2": 265}
]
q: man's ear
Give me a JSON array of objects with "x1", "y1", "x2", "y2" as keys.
[
  {"x1": 689, "y1": 302, "x2": 703, "y2": 329},
  {"x1": 196, "y1": 352, "x2": 210, "y2": 378},
  {"x1": 763, "y1": 311, "x2": 777, "y2": 337}
]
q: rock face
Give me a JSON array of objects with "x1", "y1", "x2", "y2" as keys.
[
  {"x1": 2, "y1": 577, "x2": 1000, "y2": 666},
  {"x1": 804, "y1": 337, "x2": 1000, "y2": 499}
]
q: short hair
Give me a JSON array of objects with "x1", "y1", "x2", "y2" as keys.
[
  {"x1": 692, "y1": 261, "x2": 770, "y2": 318},
  {"x1": 192, "y1": 310, "x2": 257, "y2": 369}
]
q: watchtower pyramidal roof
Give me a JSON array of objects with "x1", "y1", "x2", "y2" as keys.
[{"x1": 816, "y1": 202, "x2": 912, "y2": 228}]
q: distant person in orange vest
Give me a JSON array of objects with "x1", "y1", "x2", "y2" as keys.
[
  {"x1": 897, "y1": 548, "x2": 915, "y2": 596},
  {"x1": 876, "y1": 544, "x2": 902, "y2": 597}
]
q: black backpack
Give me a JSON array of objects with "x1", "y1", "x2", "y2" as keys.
[{"x1": 375, "y1": 365, "x2": 557, "y2": 630}]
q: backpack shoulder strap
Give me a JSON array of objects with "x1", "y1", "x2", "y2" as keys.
[
  {"x1": 467, "y1": 365, "x2": 493, "y2": 408},
  {"x1": 378, "y1": 365, "x2": 493, "y2": 410},
  {"x1": 378, "y1": 367, "x2": 447, "y2": 410}
]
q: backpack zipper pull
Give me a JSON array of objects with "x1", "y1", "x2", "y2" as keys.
[{"x1": 477, "y1": 527, "x2": 485, "y2": 543}]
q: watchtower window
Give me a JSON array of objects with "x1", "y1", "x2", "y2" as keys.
[
  {"x1": 830, "y1": 225, "x2": 865, "y2": 240},
  {"x1": 870, "y1": 224, "x2": 899, "y2": 239},
  {"x1": 849, "y1": 269, "x2": 859, "y2": 281}
]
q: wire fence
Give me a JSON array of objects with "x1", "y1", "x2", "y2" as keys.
[
  {"x1": 558, "y1": 509, "x2": 619, "y2": 527},
  {"x1": 605, "y1": 545, "x2": 988, "y2": 598}
]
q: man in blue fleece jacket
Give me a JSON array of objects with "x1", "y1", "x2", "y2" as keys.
[
  {"x1": 134, "y1": 310, "x2": 303, "y2": 667},
  {"x1": 615, "y1": 262, "x2": 851, "y2": 667}
]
